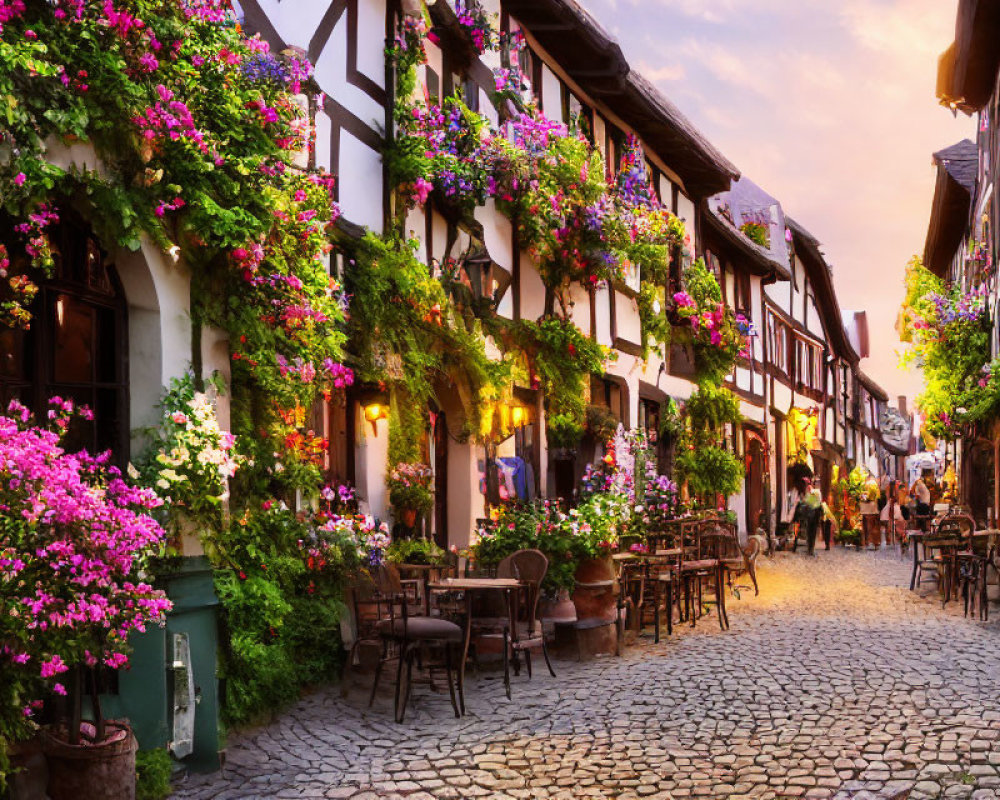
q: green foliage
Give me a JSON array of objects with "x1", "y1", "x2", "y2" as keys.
[
  {"x1": 344, "y1": 232, "x2": 507, "y2": 461},
  {"x1": 674, "y1": 444, "x2": 744, "y2": 500},
  {"x1": 739, "y1": 221, "x2": 770, "y2": 249},
  {"x1": 897, "y1": 256, "x2": 994, "y2": 438},
  {"x1": 385, "y1": 538, "x2": 449, "y2": 566},
  {"x1": 473, "y1": 493, "x2": 623, "y2": 592},
  {"x1": 585, "y1": 404, "x2": 620, "y2": 442},
  {"x1": 658, "y1": 397, "x2": 686, "y2": 441},
  {"x1": 509, "y1": 317, "x2": 609, "y2": 450},
  {"x1": 135, "y1": 749, "x2": 174, "y2": 800},
  {"x1": 672, "y1": 382, "x2": 744, "y2": 505},
  {"x1": 0, "y1": 2, "x2": 346, "y2": 414},
  {"x1": 211, "y1": 505, "x2": 358, "y2": 726},
  {"x1": 673, "y1": 259, "x2": 747, "y2": 383}
]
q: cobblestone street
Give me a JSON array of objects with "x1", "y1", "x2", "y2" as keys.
[{"x1": 174, "y1": 550, "x2": 1000, "y2": 800}]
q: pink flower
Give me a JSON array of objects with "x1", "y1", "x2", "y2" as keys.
[
  {"x1": 14, "y1": 172, "x2": 25, "y2": 187},
  {"x1": 170, "y1": 411, "x2": 189, "y2": 425},
  {"x1": 40, "y1": 654, "x2": 68, "y2": 678},
  {"x1": 52, "y1": 683, "x2": 67, "y2": 696}
]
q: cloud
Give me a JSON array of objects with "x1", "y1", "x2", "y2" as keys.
[
  {"x1": 637, "y1": 61, "x2": 686, "y2": 82},
  {"x1": 583, "y1": 0, "x2": 973, "y2": 400}
]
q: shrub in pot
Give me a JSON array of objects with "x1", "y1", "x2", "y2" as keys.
[{"x1": 0, "y1": 399, "x2": 171, "y2": 798}]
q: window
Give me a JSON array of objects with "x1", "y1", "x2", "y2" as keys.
[
  {"x1": 733, "y1": 271, "x2": 751, "y2": 318},
  {"x1": 425, "y1": 67, "x2": 439, "y2": 105},
  {"x1": 767, "y1": 310, "x2": 790, "y2": 377},
  {"x1": 0, "y1": 213, "x2": 128, "y2": 460}
]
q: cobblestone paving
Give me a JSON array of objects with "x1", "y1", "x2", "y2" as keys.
[{"x1": 174, "y1": 549, "x2": 1000, "y2": 800}]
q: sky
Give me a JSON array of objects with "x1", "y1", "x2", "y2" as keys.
[{"x1": 582, "y1": 0, "x2": 975, "y2": 407}]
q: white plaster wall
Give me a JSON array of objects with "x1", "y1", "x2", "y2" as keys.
[
  {"x1": 806, "y1": 295, "x2": 824, "y2": 339},
  {"x1": 614, "y1": 290, "x2": 641, "y2": 347},
  {"x1": 739, "y1": 400, "x2": 765, "y2": 424},
  {"x1": 308, "y1": 7, "x2": 385, "y2": 128},
  {"x1": 356, "y1": 411, "x2": 390, "y2": 522},
  {"x1": 338, "y1": 131, "x2": 384, "y2": 233},
  {"x1": 593, "y1": 115, "x2": 606, "y2": 161},
  {"x1": 432, "y1": 211, "x2": 449, "y2": 262},
  {"x1": 520, "y1": 256, "x2": 546, "y2": 321},
  {"x1": 772, "y1": 382, "x2": 793, "y2": 413},
  {"x1": 735, "y1": 367, "x2": 752, "y2": 394},
  {"x1": 568, "y1": 282, "x2": 591, "y2": 335},
  {"x1": 750, "y1": 278, "x2": 764, "y2": 362},
  {"x1": 314, "y1": 107, "x2": 333, "y2": 172},
  {"x1": 541, "y1": 64, "x2": 561, "y2": 118},
  {"x1": 676, "y1": 192, "x2": 695, "y2": 234},
  {"x1": 657, "y1": 373, "x2": 696, "y2": 401},
  {"x1": 595, "y1": 284, "x2": 613, "y2": 347},
  {"x1": 474, "y1": 199, "x2": 513, "y2": 271},
  {"x1": 357, "y1": 0, "x2": 387, "y2": 90},
  {"x1": 448, "y1": 442, "x2": 483, "y2": 549}
]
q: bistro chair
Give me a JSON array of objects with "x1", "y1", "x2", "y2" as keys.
[
  {"x1": 957, "y1": 532, "x2": 992, "y2": 621},
  {"x1": 500, "y1": 549, "x2": 556, "y2": 698},
  {"x1": 341, "y1": 571, "x2": 384, "y2": 698},
  {"x1": 368, "y1": 564, "x2": 463, "y2": 723},
  {"x1": 677, "y1": 521, "x2": 728, "y2": 631},
  {"x1": 914, "y1": 534, "x2": 963, "y2": 607}
]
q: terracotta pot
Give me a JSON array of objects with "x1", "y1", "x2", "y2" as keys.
[
  {"x1": 571, "y1": 555, "x2": 617, "y2": 623},
  {"x1": 540, "y1": 588, "x2": 576, "y2": 623},
  {"x1": 43, "y1": 721, "x2": 137, "y2": 800},
  {"x1": 7, "y1": 736, "x2": 48, "y2": 800},
  {"x1": 400, "y1": 508, "x2": 417, "y2": 528}
]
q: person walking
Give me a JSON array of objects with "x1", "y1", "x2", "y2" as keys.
[
  {"x1": 792, "y1": 477, "x2": 823, "y2": 556},
  {"x1": 911, "y1": 472, "x2": 931, "y2": 516}
]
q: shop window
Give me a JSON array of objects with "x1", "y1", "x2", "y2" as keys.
[{"x1": 0, "y1": 213, "x2": 128, "y2": 460}]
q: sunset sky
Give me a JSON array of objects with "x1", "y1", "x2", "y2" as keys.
[{"x1": 583, "y1": 0, "x2": 974, "y2": 407}]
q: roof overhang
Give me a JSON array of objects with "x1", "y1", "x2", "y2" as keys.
[
  {"x1": 701, "y1": 206, "x2": 791, "y2": 281},
  {"x1": 857, "y1": 369, "x2": 889, "y2": 403},
  {"x1": 937, "y1": 0, "x2": 1000, "y2": 114},
  {"x1": 504, "y1": 0, "x2": 739, "y2": 197},
  {"x1": 923, "y1": 167, "x2": 972, "y2": 277}
]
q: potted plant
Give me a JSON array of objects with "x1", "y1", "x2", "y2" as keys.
[
  {"x1": 0, "y1": 399, "x2": 171, "y2": 800},
  {"x1": 567, "y1": 493, "x2": 623, "y2": 622},
  {"x1": 386, "y1": 462, "x2": 434, "y2": 528},
  {"x1": 385, "y1": 538, "x2": 449, "y2": 567}
]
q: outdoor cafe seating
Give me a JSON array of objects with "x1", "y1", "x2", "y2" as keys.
[{"x1": 908, "y1": 510, "x2": 999, "y2": 620}]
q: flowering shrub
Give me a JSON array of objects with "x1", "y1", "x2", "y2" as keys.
[
  {"x1": 673, "y1": 259, "x2": 752, "y2": 383},
  {"x1": 455, "y1": 1, "x2": 495, "y2": 54},
  {"x1": 213, "y1": 497, "x2": 362, "y2": 725},
  {"x1": 739, "y1": 220, "x2": 770, "y2": 249},
  {"x1": 898, "y1": 257, "x2": 993, "y2": 438},
  {"x1": 474, "y1": 496, "x2": 622, "y2": 592},
  {"x1": 0, "y1": 1, "x2": 348, "y2": 402},
  {"x1": 141, "y1": 373, "x2": 241, "y2": 536},
  {"x1": 387, "y1": 462, "x2": 434, "y2": 514},
  {"x1": 0, "y1": 399, "x2": 170, "y2": 754}
]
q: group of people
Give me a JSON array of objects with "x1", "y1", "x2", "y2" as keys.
[
  {"x1": 778, "y1": 468, "x2": 945, "y2": 557},
  {"x1": 879, "y1": 469, "x2": 940, "y2": 523}
]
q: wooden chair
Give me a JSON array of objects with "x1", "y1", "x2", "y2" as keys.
[
  {"x1": 500, "y1": 549, "x2": 556, "y2": 698},
  {"x1": 677, "y1": 520, "x2": 728, "y2": 631},
  {"x1": 914, "y1": 534, "x2": 963, "y2": 607},
  {"x1": 368, "y1": 564, "x2": 463, "y2": 722}
]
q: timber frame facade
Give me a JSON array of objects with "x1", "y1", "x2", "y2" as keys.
[{"x1": 231, "y1": 0, "x2": 896, "y2": 544}]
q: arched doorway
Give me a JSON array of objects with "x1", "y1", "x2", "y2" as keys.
[{"x1": 0, "y1": 213, "x2": 129, "y2": 459}]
